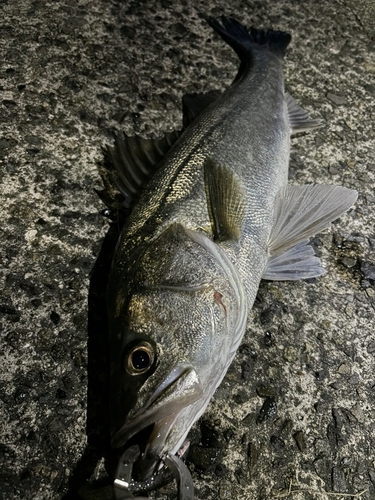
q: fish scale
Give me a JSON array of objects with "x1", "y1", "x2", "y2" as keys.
[{"x1": 107, "y1": 16, "x2": 357, "y2": 498}]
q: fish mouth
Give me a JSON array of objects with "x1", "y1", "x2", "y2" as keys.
[{"x1": 111, "y1": 362, "x2": 203, "y2": 480}]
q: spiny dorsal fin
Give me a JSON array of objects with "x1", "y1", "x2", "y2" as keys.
[
  {"x1": 204, "y1": 158, "x2": 246, "y2": 242},
  {"x1": 182, "y1": 91, "x2": 221, "y2": 127},
  {"x1": 108, "y1": 130, "x2": 181, "y2": 207},
  {"x1": 285, "y1": 92, "x2": 322, "y2": 134}
]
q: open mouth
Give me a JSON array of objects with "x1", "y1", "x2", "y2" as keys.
[
  {"x1": 122, "y1": 423, "x2": 161, "y2": 481},
  {"x1": 125, "y1": 417, "x2": 178, "y2": 481},
  {"x1": 111, "y1": 362, "x2": 203, "y2": 480},
  {"x1": 112, "y1": 398, "x2": 180, "y2": 450}
]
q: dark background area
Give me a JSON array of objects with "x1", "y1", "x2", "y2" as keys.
[{"x1": 1, "y1": 0, "x2": 375, "y2": 499}]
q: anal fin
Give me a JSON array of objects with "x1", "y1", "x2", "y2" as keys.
[{"x1": 264, "y1": 240, "x2": 325, "y2": 280}]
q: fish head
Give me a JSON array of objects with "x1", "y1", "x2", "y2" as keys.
[{"x1": 108, "y1": 224, "x2": 244, "y2": 481}]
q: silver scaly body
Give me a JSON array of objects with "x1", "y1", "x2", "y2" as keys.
[{"x1": 107, "y1": 17, "x2": 357, "y2": 494}]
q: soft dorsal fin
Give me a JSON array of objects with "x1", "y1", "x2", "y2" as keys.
[
  {"x1": 285, "y1": 92, "x2": 322, "y2": 134},
  {"x1": 204, "y1": 158, "x2": 246, "y2": 242},
  {"x1": 108, "y1": 130, "x2": 181, "y2": 207},
  {"x1": 182, "y1": 91, "x2": 221, "y2": 127},
  {"x1": 263, "y1": 184, "x2": 358, "y2": 281}
]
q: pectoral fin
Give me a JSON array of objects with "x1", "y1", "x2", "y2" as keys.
[
  {"x1": 286, "y1": 92, "x2": 322, "y2": 134},
  {"x1": 204, "y1": 158, "x2": 246, "y2": 242},
  {"x1": 264, "y1": 184, "x2": 358, "y2": 280}
]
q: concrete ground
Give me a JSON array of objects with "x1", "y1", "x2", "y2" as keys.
[{"x1": 1, "y1": 0, "x2": 374, "y2": 499}]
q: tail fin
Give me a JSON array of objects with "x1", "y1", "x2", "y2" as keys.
[{"x1": 207, "y1": 17, "x2": 291, "y2": 60}]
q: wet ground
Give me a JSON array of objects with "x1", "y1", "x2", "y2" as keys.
[{"x1": 1, "y1": 0, "x2": 375, "y2": 499}]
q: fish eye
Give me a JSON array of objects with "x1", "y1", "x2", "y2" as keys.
[{"x1": 126, "y1": 342, "x2": 155, "y2": 375}]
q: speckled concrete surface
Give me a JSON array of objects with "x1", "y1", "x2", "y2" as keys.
[{"x1": 1, "y1": 1, "x2": 374, "y2": 499}]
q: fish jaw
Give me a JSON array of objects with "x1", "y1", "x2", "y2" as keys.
[{"x1": 111, "y1": 362, "x2": 203, "y2": 480}]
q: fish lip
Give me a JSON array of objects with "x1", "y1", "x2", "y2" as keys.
[
  {"x1": 111, "y1": 402, "x2": 176, "y2": 449},
  {"x1": 111, "y1": 362, "x2": 203, "y2": 451}
]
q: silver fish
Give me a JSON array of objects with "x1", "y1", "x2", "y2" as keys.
[{"x1": 107, "y1": 16, "x2": 357, "y2": 492}]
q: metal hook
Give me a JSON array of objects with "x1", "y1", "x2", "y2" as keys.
[{"x1": 113, "y1": 448, "x2": 194, "y2": 500}]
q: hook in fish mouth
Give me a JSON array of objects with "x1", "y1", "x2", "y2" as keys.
[
  {"x1": 111, "y1": 362, "x2": 203, "y2": 481},
  {"x1": 114, "y1": 445, "x2": 194, "y2": 500}
]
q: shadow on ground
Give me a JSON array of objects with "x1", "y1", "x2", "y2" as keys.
[{"x1": 62, "y1": 151, "x2": 128, "y2": 499}]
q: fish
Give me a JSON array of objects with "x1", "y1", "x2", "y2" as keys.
[{"x1": 106, "y1": 16, "x2": 358, "y2": 496}]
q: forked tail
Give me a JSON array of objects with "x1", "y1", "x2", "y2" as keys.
[{"x1": 207, "y1": 16, "x2": 291, "y2": 63}]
